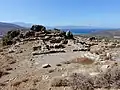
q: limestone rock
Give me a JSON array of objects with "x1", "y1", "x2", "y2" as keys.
[
  {"x1": 101, "y1": 65, "x2": 109, "y2": 72},
  {"x1": 8, "y1": 49, "x2": 15, "y2": 53},
  {"x1": 89, "y1": 72, "x2": 100, "y2": 76},
  {"x1": 42, "y1": 64, "x2": 51, "y2": 68}
]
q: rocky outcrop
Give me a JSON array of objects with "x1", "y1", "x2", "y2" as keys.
[{"x1": 31, "y1": 25, "x2": 46, "y2": 32}]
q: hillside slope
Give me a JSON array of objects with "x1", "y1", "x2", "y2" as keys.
[
  {"x1": 0, "y1": 22, "x2": 24, "y2": 35},
  {"x1": 90, "y1": 29, "x2": 120, "y2": 37}
]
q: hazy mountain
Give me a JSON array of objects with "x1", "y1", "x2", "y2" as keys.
[
  {"x1": 90, "y1": 29, "x2": 120, "y2": 37},
  {"x1": 13, "y1": 22, "x2": 32, "y2": 28},
  {"x1": 4, "y1": 22, "x2": 120, "y2": 37},
  {"x1": 53, "y1": 26, "x2": 109, "y2": 29},
  {"x1": 0, "y1": 22, "x2": 24, "y2": 35}
]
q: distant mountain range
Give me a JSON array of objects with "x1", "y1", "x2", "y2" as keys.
[
  {"x1": 13, "y1": 22, "x2": 32, "y2": 28},
  {"x1": 0, "y1": 22, "x2": 24, "y2": 35},
  {"x1": 90, "y1": 29, "x2": 120, "y2": 37},
  {"x1": 13, "y1": 22, "x2": 109, "y2": 29},
  {"x1": 0, "y1": 22, "x2": 120, "y2": 38}
]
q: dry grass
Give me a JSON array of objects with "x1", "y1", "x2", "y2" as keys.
[
  {"x1": 50, "y1": 77, "x2": 70, "y2": 87},
  {"x1": 94, "y1": 66, "x2": 120, "y2": 89},
  {"x1": 50, "y1": 65, "x2": 120, "y2": 90},
  {"x1": 69, "y1": 73, "x2": 94, "y2": 90}
]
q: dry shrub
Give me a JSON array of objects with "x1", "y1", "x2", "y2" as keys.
[
  {"x1": 94, "y1": 66, "x2": 120, "y2": 89},
  {"x1": 50, "y1": 77, "x2": 70, "y2": 87},
  {"x1": 70, "y1": 73, "x2": 94, "y2": 90},
  {"x1": 71, "y1": 57, "x2": 94, "y2": 65}
]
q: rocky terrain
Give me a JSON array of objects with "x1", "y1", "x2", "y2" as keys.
[{"x1": 1, "y1": 25, "x2": 120, "y2": 90}]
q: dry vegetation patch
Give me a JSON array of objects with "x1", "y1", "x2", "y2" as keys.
[
  {"x1": 94, "y1": 65, "x2": 120, "y2": 89},
  {"x1": 71, "y1": 57, "x2": 94, "y2": 65},
  {"x1": 69, "y1": 73, "x2": 94, "y2": 90},
  {"x1": 50, "y1": 76, "x2": 70, "y2": 87}
]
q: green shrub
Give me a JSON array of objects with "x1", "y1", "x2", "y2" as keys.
[
  {"x1": 31, "y1": 25, "x2": 46, "y2": 32},
  {"x1": 7, "y1": 30, "x2": 20, "y2": 39},
  {"x1": 2, "y1": 30, "x2": 20, "y2": 46}
]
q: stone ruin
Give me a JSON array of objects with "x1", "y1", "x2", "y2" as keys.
[
  {"x1": 3, "y1": 25, "x2": 112, "y2": 56},
  {"x1": 2, "y1": 25, "x2": 76, "y2": 55}
]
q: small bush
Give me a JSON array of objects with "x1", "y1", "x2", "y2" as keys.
[
  {"x1": 2, "y1": 36, "x2": 13, "y2": 45},
  {"x1": 2, "y1": 30, "x2": 20, "y2": 45},
  {"x1": 70, "y1": 73, "x2": 94, "y2": 90},
  {"x1": 7, "y1": 30, "x2": 20, "y2": 39},
  {"x1": 50, "y1": 77, "x2": 70, "y2": 87},
  {"x1": 31, "y1": 25, "x2": 46, "y2": 32}
]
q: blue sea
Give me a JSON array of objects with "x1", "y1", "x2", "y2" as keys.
[
  {"x1": 62, "y1": 28, "x2": 113, "y2": 35},
  {"x1": 62, "y1": 29, "x2": 98, "y2": 35}
]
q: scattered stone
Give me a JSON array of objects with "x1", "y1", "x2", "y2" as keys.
[
  {"x1": 48, "y1": 69, "x2": 54, "y2": 73},
  {"x1": 116, "y1": 44, "x2": 120, "y2": 48},
  {"x1": 62, "y1": 61, "x2": 71, "y2": 64},
  {"x1": 5, "y1": 67, "x2": 13, "y2": 71},
  {"x1": 101, "y1": 65, "x2": 109, "y2": 72},
  {"x1": 56, "y1": 64, "x2": 62, "y2": 66},
  {"x1": 8, "y1": 49, "x2": 15, "y2": 53},
  {"x1": 19, "y1": 50, "x2": 23, "y2": 53},
  {"x1": 0, "y1": 83, "x2": 6, "y2": 86},
  {"x1": 42, "y1": 64, "x2": 51, "y2": 68},
  {"x1": 89, "y1": 72, "x2": 100, "y2": 76},
  {"x1": 8, "y1": 60, "x2": 16, "y2": 64}
]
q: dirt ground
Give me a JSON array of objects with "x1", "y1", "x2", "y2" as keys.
[{"x1": 0, "y1": 37, "x2": 120, "y2": 90}]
